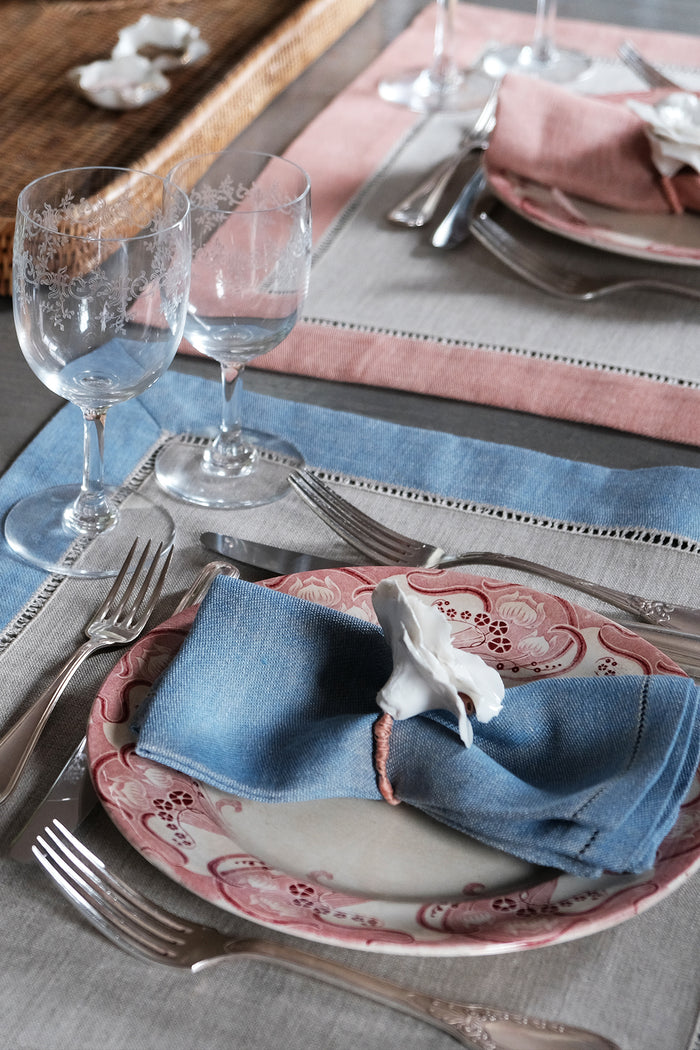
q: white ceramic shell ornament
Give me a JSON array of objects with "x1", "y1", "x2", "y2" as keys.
[
  {"x1": 113, "y1": 15, "x2": 210, "y2": 70},
  {"x1": 68, "y1": 16, "x2": 209, "y2": 110},
  {"x1": 372, "y1": 576, "x2": 505, "y2": 747}
]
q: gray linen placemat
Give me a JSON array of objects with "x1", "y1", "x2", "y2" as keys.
[{"x1": 1, "y1": 468, "x2": 699, "y2": 1050}]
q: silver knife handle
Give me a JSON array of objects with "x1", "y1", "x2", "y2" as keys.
[
  {"x1": 0, "y1": 638, "x2": 98, "y2": 804},
  {"x1": 431, "y1": 167, "x2": 489, "y2": 249},
  {"x1": 174, "y1": 561, "x2": 239, "y2": 613},
  {"x1": 440, "y1": 551, "x2": 700, "y2": 633}
]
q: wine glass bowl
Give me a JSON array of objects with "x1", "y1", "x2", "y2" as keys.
[
  {"x1": 6, "y1": 166, "x2": 191, "y2": 576},
  {"x1": 154, "y1": 150, "x2": 312, "y2": 509}
]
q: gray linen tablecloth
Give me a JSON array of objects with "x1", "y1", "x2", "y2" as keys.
[
  {"x1": 1, "y1": 458, "x2": 699, "y2": 1050},
  {"x1": 2, "y1": 2, "x2": 700, "y2": 1048}
]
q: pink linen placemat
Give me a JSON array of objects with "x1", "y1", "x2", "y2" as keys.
[{"x1": 218, "y1": 4, "x2": 700, "y2": 444}]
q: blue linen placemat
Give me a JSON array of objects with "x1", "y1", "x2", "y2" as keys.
[{"x1": 0, "y1": 367, "x2": 698, "y2": 631}]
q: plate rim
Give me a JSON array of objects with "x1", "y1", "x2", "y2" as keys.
[{"x1": 486, "y1": 167, "x2": 700, "y2": 267}]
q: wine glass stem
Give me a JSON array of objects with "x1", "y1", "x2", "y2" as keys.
[
  {"x1": 429, "y1": 0, "x2": 460, "y2": 90},
  {"x1": 65, "y1": 408, "x2": 116, "y2": 535},
  {"x1": 531, "y1": 0, "x2": 557, "y2": 64},
  {"x1": 205, "y1": 361, "x2": 256, "y2": 474}
]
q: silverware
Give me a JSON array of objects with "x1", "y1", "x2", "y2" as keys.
[
  {"x1": 33, "y1": 820, "x2": 621, "y2": 1050},
  {"x1": 9, "y1": 559, "x2": 239, "y2": 859},
  {"x1": 288, "y1": 469, "x2": 700, "y2": 635},
  {"x1": 617, "y1": 40, "x2": 683, "y2": 91},
  {"x1": 469, "y1": 211, "x2": 700, "y2": 301},
  {"x1": 618, "y1": 621, "x2": 700, "y2": 681},
  {"x1": 201, "y1": 531, "x2": 348, "y2": 574},
  {"x1": 386, "y1": 81, "x2": 498, "y2": 228},
  {"x1": 0, "y1": 539, "x2": 172, "y2": 805},
  {"x1": 431, "y1": 166, "x2": 490, "y2": 249}
]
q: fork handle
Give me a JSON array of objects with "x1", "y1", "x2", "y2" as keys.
[
  {"x1": 440, "y1": 551, "x2": 700, "y2": 634},
  {"x1": 216, "y1": 939, "x2": 619, "y2": 1049},
  {"x1": 0, "y1": 638, "x2": 100, "y2": 804}
]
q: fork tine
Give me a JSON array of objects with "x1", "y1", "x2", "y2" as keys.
[
  {"x1": 122, "y1": 544, "x2": 173, "y2": 629},
  {"x1": 618, "y1": 40, "x2": 680, "y2": 90},
  {"x1": 289, "y1": 471, "x2": 421, "y2": 562},
  {"x1": 470, "y1": 215, "x2": 585, "y2": 298},
  {"x1": 33, "y1": 822, "x2": 187, "y2": 962},
  {"x1": 89, "y1": 538, "x2": 141, "y2": 623},
  {"x1": 289, "y1": 471, "x2": 443, "y2": 565}
]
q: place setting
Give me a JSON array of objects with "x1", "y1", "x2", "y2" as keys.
[
  {"x1": 1, "y1": 5, "x2": 700, "y2": 1050},
  {"x1": 386, "y1": 42, "x2": 700, "y2": 290}
]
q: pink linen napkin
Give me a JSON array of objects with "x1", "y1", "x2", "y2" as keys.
[{"x1": 485, "y1": 73, "x2": 700, "y2": 215}]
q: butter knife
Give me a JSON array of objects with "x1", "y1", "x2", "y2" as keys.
[
  {"x1": 431, "y1": 165, "x2": 490, "y2": 249},
  {"x1": 201, "y1": 531, "x2": 350, "y2": 575},
  {"x1": 9, "y1": 560, "x2": 238, "y2": 861}
]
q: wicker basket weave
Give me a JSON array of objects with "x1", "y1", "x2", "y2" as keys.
[{"x1": 0, "y1": 0, "x2": 375, "y2": 296}]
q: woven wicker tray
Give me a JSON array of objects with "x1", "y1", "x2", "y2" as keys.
[{"x1": 0, "y1": 0, "x2": 375, "y2": 296}]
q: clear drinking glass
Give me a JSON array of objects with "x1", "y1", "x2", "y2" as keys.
[
  {"x1": 154, "y1": 150, "x2": 312, "y2": 509},
  {"x1": 6, "y1": 166, "x2": 191, "y2": 577},
  {"x1": 378, "y1": 0, "x2": 492, "y2": 113},
  {"x1": 479, "y1": 0, "x2": 591, "y2": 83}
]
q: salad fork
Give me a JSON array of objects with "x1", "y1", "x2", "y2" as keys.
[
  {"x1": 33, "y1": 820, "x2": 621, "y2": 1050},
  {"x1": 469, "y1": 212, "x2": 700, "y2": 301},
  {"x1": 0, "y1": 539, "x2": 172, "y2": 804},
  {"x1": 287, "y1": 469, "x2": 700, "y2": 634}
]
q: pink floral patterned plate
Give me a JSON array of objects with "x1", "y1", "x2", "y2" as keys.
[
  {"x1": 486, "y1": 168, "x2": 700, "y2": 266},
  {"x1": 87, "y1": 566, "x2": 700, "y2": 956}
]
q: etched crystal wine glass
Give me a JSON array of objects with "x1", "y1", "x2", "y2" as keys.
[
  {"x1": 479, "y1": 0, "x2": 591, "y2": 83},
  {"x1": 378, "y1": 0, "x2": 492, "y2": 113},
  {"x1": 154, "y1": 150, "x2": 311, "y2": 509},
  {"x1": 6, "y1": 167, "x2": 191, "y2": 577}
]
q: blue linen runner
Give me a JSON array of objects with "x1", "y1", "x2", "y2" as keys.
[{"x1": 0, "y1": 367, "x2": 698, "y2": 630}]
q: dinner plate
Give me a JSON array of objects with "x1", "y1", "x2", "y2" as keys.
[
  {"x1": 486, "y1": 167, "x2": 700, "y2": 266},
  {"x1": 87, "y1": 566, "x2": 700, "y2": 956}
]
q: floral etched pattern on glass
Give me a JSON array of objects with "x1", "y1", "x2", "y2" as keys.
[
  {"x1": 154, "y1": 150, "x2": 311, "y2": 509},
  {"x1": 6, "y1": 167, "x2": 191, "y2": 577}
]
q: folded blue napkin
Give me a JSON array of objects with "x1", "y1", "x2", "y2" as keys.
[{"x1": 134, "y1": 575, "x2": 700, "y2": 878}]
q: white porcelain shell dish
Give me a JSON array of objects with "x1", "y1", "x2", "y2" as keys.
[
  {"x1": 68, "y1": 55, "x2": 170, "y2": 110},
  {"x1": 112, "y1": 15, "x2": 210, "y2": 70}
]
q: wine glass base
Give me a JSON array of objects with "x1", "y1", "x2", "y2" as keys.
[
  {"x1": 479, "y1": 43, "x2": 592, "y2": 84},
  {"x1": 3, "y1": 487, "x2": 175, "y2": 578},
  {"x1": 378, "y1": 67, "x2": 494, "y2": 113},
  {"x1": 154, "y1": 428, "x2": 303, "y2": 509}
]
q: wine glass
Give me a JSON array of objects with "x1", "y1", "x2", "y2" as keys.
[
  {"x1": 478, "y1": 0, "x2": 591, "y2": 84},
  {"x1": 154, "y1": 150, "x2": 311, "y2": 509},
  {"x1": 378, "y1": 0, "x2": 492, "y2": 113},
  {"x1": 5, "y1": 166, "x2": 191, "y2": 577}
]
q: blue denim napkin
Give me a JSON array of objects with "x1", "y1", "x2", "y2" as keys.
[{"x1": 134, "y1": 575, "x2": 700, "y2": 878}]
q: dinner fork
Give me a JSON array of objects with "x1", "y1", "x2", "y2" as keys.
[
  {"x1": 33, "y1": 821, "x2": 621, "y2": 1050},
  {"x1": 469, "y1": 212, "x2": 700, "y2": 301},
  {"x1": 288, "y1": 469, "x2": 700, "y2": 634},
  {"x1": 0, "y1": 539, "x2": 172, "y2": 804},
  {"x1": 617, "y1": 41, "x2": 683, "y2": 91}
]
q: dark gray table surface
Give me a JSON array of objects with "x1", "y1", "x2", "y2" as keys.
[{"x1": 1, "y1": 0, "x2": 698, "y2": 478}]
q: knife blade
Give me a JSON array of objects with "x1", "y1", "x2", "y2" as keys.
[
  {"x1": 9, "y1": 738, "x2": 95, "y2": 862},
  {"x1": 9, "y1": 560, "x2": 239, "y2": 862},
  {"x1": 200, "y1": 532, "x2": 351, "y2": 575}
]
